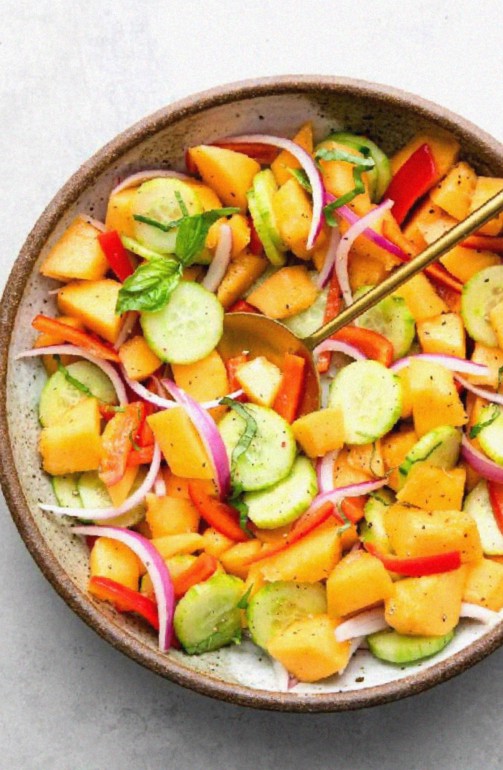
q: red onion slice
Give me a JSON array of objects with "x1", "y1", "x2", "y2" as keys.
[
  {"x1": 114, "y1": 311, "x2": 138, "y2": 351},
  {"x1": 221, "y1": 134, "x2": 323, "y2": 249},
  {"x1": 313, "y1": 339, "x2": 367, "y2": 361},
  {"x1": 316, "y1": 226, "x2": 341, "y2": 289},
  {"x1": 335, "y1": 199, "x2": 395, "y2": 307},
  {"x1": 460, "y1": 602, "x2": 500, "y2": 624},
  {"x1": 455, "y1": 374, "x2": 503, "y2": 406},
  {"x1": 335, "y1": 608, "x2": 388, "y2": 642},
  {"x1": 17, "y1": 345, "x2": 128, "y2": 405},
  {"x1": 391, "y1": 353, "x2": 490, "y2": 377},
  {"x1": 202, "y1": 224, "x2": 232, "y2": 292},
  {"x1": 461, "y1": 434, "x2": 503, "y2": 482},
  {"x1": 317, "y1": 449, "x2": 340, "y2": 494},
  {"x1": 123, "y1": 371, "x2": 242, "y2": 411},
  {"x1": 309, "y1": 477, "x2": 388, "y2": 518},
  {"x1": 73, "y1": 524, "x2": 174, "y2": 650},
  {"x1": 111, "y1": 169, "x2": 190, "y2": 196},
  {"x1": 40, "y1": 444, "x2": 162, "y2": 519},
  {"x1": 162, "y1": 379, "x2": 230, "y2": 498}
]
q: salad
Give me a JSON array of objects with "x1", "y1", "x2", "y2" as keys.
[{"x1": 19, "y1": 122, "x2": 503, "y2": 686}]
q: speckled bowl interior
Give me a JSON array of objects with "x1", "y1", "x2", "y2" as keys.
[{"x1": 2, "y1": 76, "x2": 503, "y2": 712}]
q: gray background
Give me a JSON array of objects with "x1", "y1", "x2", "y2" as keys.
[{"x1": 1, "y1": 1, "x2": 502, "y2": 768}]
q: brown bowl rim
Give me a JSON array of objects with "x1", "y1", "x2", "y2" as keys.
[{"x1": 1, "y1": 75, "x2": 503, "y2": 713}]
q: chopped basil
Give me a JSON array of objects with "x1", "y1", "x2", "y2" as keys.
[
  {"x1": 54, "y1": 355, "x2": 97, "y2": 399},
  {"x1": 315, "y1": 146, "x2": 375, "y2": 226},
  {"x1": 469, "y1": 404, "x2": 501, "y2": 438},
  {"x1": 116, "y1": 256, "x2": 183, "y2": 314}
]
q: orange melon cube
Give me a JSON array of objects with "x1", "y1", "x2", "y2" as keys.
[
  {"x1": 271, "y1": 122, "x2": 314, "y2": 186},
  {"x1": 118, "y1": 335, "x2": 161, "y2": 381},
  {"x1": 187, "y1": 145, "x2": 260, "y2": 211},
  {"x1": 469, "y1": 344, "x2": 503, "y2": 390},
  {"x1": 347, "y1": 441, "x2": 384, "y2": 479},
  {"x1": 150, "y1": 533, "x2": 204, "y2": 560},
  {"x1": 292, "y1": 408, "x2": 345, "y2": 457},
  {"x1": 327, "y1": 551, "x2": 394, "y2": 617},
  {"x1": 216, "y1": 250, "x2": 268, "y2": 309},
  {"x1": 172, "y1": 350, "x2": 229, "y2": 404},
  {"x1": 255, "y1": 522, "x2": 341, "y2": 583},
  {"x1": 348, "y1": 252, "x2": 387, "y2": 291},
  {"x1": 417, "y1": 312, "x2": 466, "y2": 359},
  {"x1": 463, "y1": 558, "x2": 503, "y2": 611},
  {"x1": 145, "y1": 494, "x2": 200, "y2": 537},
  {"x1": 273, "y1": 179, "x2": 313, "y2": 259},
  {"x1": 381, "y1": 429, "x2": 418, "y2": 491},
  {"x1": 430, "y1": 161, "x2": 477, "y2": 220},
  {"x1": 90, "y1": 537, "x2": 140, "y2": 590},
  {"x1": 201, "y1": 527, "x2": 234, "y2": 558},
  {"x1": 105, "y1": 188, "x2": 138, "y2": 238},
  {"x1": 392, "y1": 273, "x2": 447, "y2": 322},
  {"x1": 147, "y1": 408, "x2": 213, "y2": 479},
  {"x1": 107, "y1": 466, "x2": 139, "y2": 507},
  {"x1": 332, "y1": 447, "x2": 372, "y2": 487},
  {"x1": 41, "y1": 216, "x2": 109, "y2": 282},
  {"x1": 164, "y1": 470, "x2": 216, "y2": 499},
  {"x1": 220, "y1": 540, "x2": 264, "y2": 579},
  {"x1": 206, "y1": 213, "x2": 251, "y2": 258},
  {"x1": 409, "y1": 358, "x2": 467, "y2": 436},
  {"x1": 391, "y1": 130, "x2": 460, "y2": 182},
  {"x1": 396, "y1": 465, "x2": 467, "y2": 511},
  {"x1": 396, "y1": 368, "x2": 413, "y2": 420},
  {"x1": 469, "y1": 177, "x2": 503, "y2": 235},
  {"x1": 39, "y1": 398, "x2": 102, "y2": 475},
  {"x1": 439, "y1": 246, "x2": 500, "y2": 283},
  {"x1": 247, "y1": 265, "x2": 318, "y2": 319},
  {"x1": 57, "y1": 279, "x2": 123, "y2": 344}
]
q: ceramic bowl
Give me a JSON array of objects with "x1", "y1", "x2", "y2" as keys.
[{"x1": 1, "y1": 76, "x2": 503, "y2": 712}]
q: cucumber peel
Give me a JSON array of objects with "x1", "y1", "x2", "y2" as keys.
[
  {"x1": 367, "y1": 629, "x2": 454, "y2": 664},
  {"x1": 247, "y1": 581, "x2": 327, "y2": 649}
]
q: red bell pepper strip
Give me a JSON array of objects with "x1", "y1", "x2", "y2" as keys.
[
  {"x1": 97, "y1": 230, "x2": 135, "y2": 282},
  {"x1": 212, "y1": 141, "x2": 279, "y2": 165},
  {"x1": 227, "y1": 299, "x2": 261, "y2": 314},
  {"x1": 172, "y1": 553, "x2": 219, "y2": 598},
  {"x1": 272, "y1": 353, "x2": 306, "y2": 423},
  {"x1": 126, "y1": 443, "x2": 155, "y2": 467},
  {"x1": 32, "y1": 315, "x2": 121, "y2": 362},
  {"x1": 88, "y1": 576, "x2": 159, "y2": 630},
  {"x1": 248, "y1": 215, "x2": 264, "y2": 256},
  {"x1": 246, "y1": 501, "x2": 335, "y2": 565},
  {"x1": 431, "y1": 280, "x2": 462, "y2": 313},
  {"x1": 488, "y1": 481, "x2": 503, "y2": 536},
  {"x1": 188, "y1": 481, "x2": 249, "y2": 542},
  {"x1": 340, "y1": 495, "x2": 367, "y2": 524},
  {"x1": 365, "y1": 542, "x2": 461, "y2": 577},
  {"x1": 225, "y1": 353, "x2": 249, "y2": 391},
  {"x1": 462, "y1": 234, "x2": 503, "y2": 253},
  {"x1": 317, "y1": 268, "x2": 343, "y2": 374},
  {"x1": 331, "y1": 326, "x2": 394, "y2": 367},
  {"x1": 137, "y1": 400, "x2": 155, "y2": 447},
  {"x1": 424, "y1": 262, "x2": 463, "y2": 293},
  {"x1": 385, "y1": 143, "x2": 438, "y2": 225},
  {"x1": 99, "y1": 402, "x2": 145, "y2": 486}
]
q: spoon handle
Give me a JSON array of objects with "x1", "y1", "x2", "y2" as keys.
[{"x1": 305, "y1": 189, "x2": 503, "y2": 350}]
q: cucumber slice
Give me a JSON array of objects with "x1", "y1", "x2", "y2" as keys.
[
  {"x1": 360, "y1": 488, "x2": 395, "y2": 551},
  {"x1": 328, "y1": 360, "x2": 401, "y2": 445},
  {"x1": 321, "y1": 132, "x2": 392, "y2": 201},
  {"x1": 247, "y1": 581, "x2": 327, "y2": 649},
  {"x1": 141, "y1": 281, "x2": 223, "y2": 364},
  {"x1": 464, "y1": 480, "x2": 503, "y2": 555},
  {"x1": 398, "y1": 425, "x2": 461, "y2": 485},
  {"x1": 353, "y1": 285, "x2": 415, "y2": 360},
  {"x1": 367, "y1": 629, "x2": 454, "y2": 664},
  {"x1": 78, "y1": 470, "x2": 146, "y2": 528},
  {"x1": 132, "y1": 178, "x2": 203, "y2": 254},
  {"x1": 218, "y1": 404, "x2": 296, "y2": 491},
  {"x1": 244, "y1": 456, "x2": 318, "y2": 529},
  {"x1": 248, "y1": 170, "x2": 287, "y2": 266},
  {"x1": 51, "y1": 474, "x2": 82, "y2": 508},
  {"x1": 39, "y1": 361, "x2": 118, "y2": 427},
  {"x1": 174, "y1": 573, "x2": 244, "y2": 654},
  {"x1": 284, "y1": 281, "x2": 328, "y2": 338},
  {"x1": 461, "y1": 265, "x2": 503, "y2": 347},
  {"x1": 121, "y1": 235, "x2": 163, "y2": 261},
  {"x1": 477, "y1": 405, "x2": 503, "y2": 465}
]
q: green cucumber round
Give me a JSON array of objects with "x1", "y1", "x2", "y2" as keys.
[
  {"x1": 321, "y1": 132, "x2": 391, "y2": 201},
  {"x1": 360, "y1": 489, "x2": 395, "y2": 551},
  {"x1": 477, "y1": 405, "x2": 503, "y2": 465},
  {"x1": 461, "y1": 265, "x2": 503, "y2": 347},
  {"x1": 51, "y1": 474, "x2": 82, "y2": 508},
  {"x1": 353, "y1": 285, "x2": 416, "y2": 360},
  {"x1": 132, "y1": 178, "x2": 202, "y2": 254},
  {"x1": 78, "y1": 470, "x2": 146, "y2": 528},
  {"x1": 244, "y1": 456, "x2": 318, "y2": 529},
  {"x1": 247, "y1": 581, "x2": 327, "y2": 649},
  {"x1": 367, "y1": 628, "x2": 454, "y2": 664},
  {"x1": 463, "y1": 479, "x2": 503, "y2": 555},
  {"x1": 39, "y1": 361, "x2": 118, "y2": 427},
  {"x1": 247, "y1": 170, "x2": 286, "y2": 266},
  {"x1": 284, "y1": 279, "x2": 328, "y2": 338},
  {"x1": 398, "y1": 425, "x2": 461, "y2": 485},
  {"x1": 141, "y1": 281, "x2": 223, "y2": 364},
  {"x1": 328, "y1": 360, "x2": 402, "y2": 445}
]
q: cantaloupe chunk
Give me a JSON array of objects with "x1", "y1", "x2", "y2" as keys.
[
  {"x1": 381, "y1": 429, "x2": 418, "y2": 491},
  {"x1": 417, "y1": 312, "x2": 466, "y2": 359},
  {"x1": 187, "y1": 145, "x2": 260, "y2": 211},
  {"x1": 118, "y1": 335, "x2": 161, "y2": 381},
  {"x1": 247, "y1": 265, "x2": 318, "y2": 319},
  {"x1": 41, "y1": 217, "x2": 109, "y2": 282},
  {"x1": 220, "y1": 540, "x2": 264, "y2": 579},
  {"x1": 463, "y1": 558, "x2": 503, "y2": 610},
  {"x1": 292, "y1": 408, "x2": 345, "y2": 457},
  {"x1": 267, "y1": 614, "x2": 351, "y2": 682},
  {"x1": 469, "y1": 177, "x2": 503, "y2": 235},
  {"x1": 391, "y1": 130, "x2": 461, "y2": 182},
  {"x1": 201, "y1": 526, "x2": 234, "y2": 558},
  {"x1": 347, "y1": 441, "x2": 384, "y2": 479},
  {"x1": 430, "y1": 161, "x2": 477, "y2": 220},
  {"x1": 172, "y1": 350, "x2": 229, "y2": 403},
  {"x1": 89, "y1": 537, "x2": 141, "y2": 590},
  {"x1": 385, "y1": 568, "x2": 466, "y2": 636},
  {"x1": 164, "y1": 470, "x2": 216, "y2": 499},
  {"x1": 385, "y1": 504, "x2": 482, "y2": 562},
  {"x1": 255, "y1": 522, "x2": 341, "y2": 582},
  {"x1": 395, "y1": 465, "x2": 466, "y2": 511},
  {"x1": 403, "y1": 198, "x2": 456, "y2": 251},
  {"x1": 235, "y1": 356, "x2": 282, "y2": 407},
  {"x1": 273, "y1": 179, "x2": 313, "y2": 259},
  {"x1": 206, "y1": 213, "x2": 251, "y2": 258},
  {"x1": 186, "y1": 181, "x2": 223, "y2": 211},
  {"x1": 145, "y1": 494, "x2": 200, "y2": 537},
  {"x1": 469, "y1": 343, "x2": 503, "y2": 389},
  {"x1": 39, "y1": 397, "x2": 102, "y2": 475},
  {"x1": 489, "y1": 300, "x2": 503, "y2": 350},
  {"x1": 346, "y1": 212, "x2": 403, "y2": 272},
  {"x1": 150, "y1": 533, "x2": 204, "y2": 560},
  {"x1": 319, "y1": 141, "x2": 372, "y2": 217},
  {"x1": 392, "y1": 273, "x2": 447, "y2": 322},
  {"x1": 105, "y1": 188, "x2": 137, "y2": 238},
  {"x1": 216, "y1": 249, "x2": 268, "y2": 309},
  {"x1": 57, "y1": 279, "x2": 123, "y2": 344},
  {"x1": 409, "y1": 358, "x2": 467, "y2": 436},
  {"x1": 348, "y1": 252, "x2": 387, "y2": 291},
  {"x1": 439, "y1": 246, "x2": 500, "y2": 283},
  {"x1": 107, "y1": 466, "x2": 139, "y2": 506},
  {"x1": 147, "y1": 407, "x2": 213, "y2": 479},
  {"x1": 332, "y1": 447, "x2": 372, "y2": 487},
  {"x1": 35, "y1": 315, "x2": 85, "y2": 375},
  {"x1": 327, "y1": 551, "x2": 394, "y2": 617},
  {"x1": 271, "y1": 122, "x2": 313, "y2": 186}
]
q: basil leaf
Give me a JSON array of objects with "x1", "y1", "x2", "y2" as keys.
[
  {"x1": 116, "y1": 256, "x2": 183, "y2": 313},
  {"x1": 220, "y1": 397, "x2": 258, "y2": 465},
  {"x1": 175, "y1": 207, "x2": 239, "y2": 265},
  {"x1": 469, "y1": 405, "x2": 501, "y2": 438},
  {"x1": 315, "y1": 146, "x2": 375, "y2": 168},
  {"x1": 55, "y1": 355, "x2": 97, "y2": 399},
  {"x1": 315, "y1": 146, "x2": 375, "y2": 227},
  {"x1": 289, "y1": 168, "x2": 312, "y2": 193}
]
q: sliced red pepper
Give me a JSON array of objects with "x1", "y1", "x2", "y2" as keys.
[
  {"x1": 172, "y1": 553, "x2": 219, "y2": 598},
  {"x1": 97, "y1": 230, "x2": 135, "y2": 282},
  {"x1": 385, "y1": 143, "x2": 438, "y2": 225},
  {"x1": 188, "y1": 481, "x2": 249, "y2": 542},
  {"x1": 365, "y1": 542, "x2": 461, "y2": 576},
  {"x1": 462, "y1": 234, "x2": 503, "y2": 253},
  {"x1": 423, "y1": 262, "x2": 463, "y2": 293},
  {"x1": 331, "y1": 326, "x2": 394, "y2": 367},
  {"x1": 32, "y1": 315, "x2": 121, "y2": 362},
  {"x1": 272, "y1": 353, "x2": 306, "y2": 423},
  {"x1": 227, "y1": 300, "x2": 261, "y2": 314},
  {"x1": 246, "y1": 501, "x2": 335, "y2": 565},
  {"x1": 248, "y1": 215, "x2": 264, "y2": 256},
  {"x1": 340, "y1": 495, "x2": 367, "y2": 524},
  {"x1": 126, "y1": 444, "x2": 155, "y2": 467},
  {"x1": 431, "y1": 280, "x2": 462, "y2": 313},
  {"x1": 212, "y1": 141, "x2": 279, "y2": 165},
  {"x1": 137, "y1": 400, "x2": 155, "y2": 447},
  {"x1": 99, "y1": 402, "x2": 145, "y2": 486},
  {"x1": 226, "y1": 353, "x2": 249, "y2": 391},
  {"x1": 317, "y1": 269, "x2": 343, "y2": 374},
  {"x1": 89, "y1": 576, "x2": 159, "y2": 630},
  {"x1": 488, "y1": 481, "x2": 503, "y2": 537}
]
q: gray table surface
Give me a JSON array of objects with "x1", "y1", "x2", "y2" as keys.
[{"x1": 1, "y1": 1, "x2": 503, "y2": 768}]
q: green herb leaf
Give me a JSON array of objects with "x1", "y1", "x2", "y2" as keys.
[
  {"x1": 175, "y1": 207, "x2": 239, "y2": 265},
  {"x1": 315, "y1": 146, "x2": 375, "y2": 227},
  {"x1": 469, "y1": 405, "x2": 501, "y2": 438},
  {"x1": 220, "y1": 397, "x2": 258, "y2": 465},
  {"x1": 116, "y1": 256, "x2": 183, "y2": 314},
  {"x1": 55, "y1": 355, "x2": 97, "y2": 399},
  {"x1": 175, "y1": 189, "x2": 190, "y2": 218},
  {"x1": 335, "y1": 504, "x2": 352, "y2": 534},
  {"x1": 237, "y1": 584, "x2": 254, "y2": 610},
  {"x1": 315, "y1": 146, "x2": 375, "y2": 168},
  {"x1": 289, "y1": 168, "x2": 312, "y2": 193}
]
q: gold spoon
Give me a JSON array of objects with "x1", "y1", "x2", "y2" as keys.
[{"x1": 219, "y1": 190, "x2": 503, "y2": 416}]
